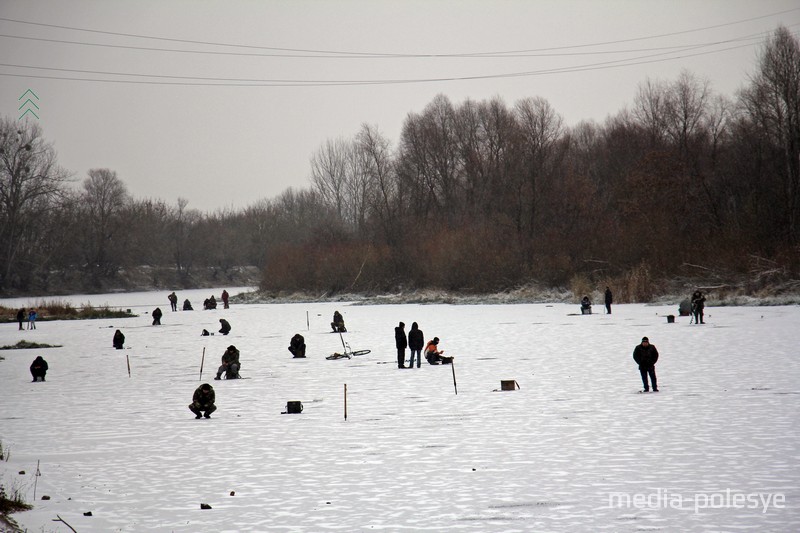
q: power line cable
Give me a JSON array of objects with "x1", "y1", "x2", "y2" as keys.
[{"x1": 0, "y1": 8, "x2": 797, "y2": 58}]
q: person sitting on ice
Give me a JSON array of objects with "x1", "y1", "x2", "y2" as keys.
[
  {"x1": 189, "y1": 383, "x2": 216, "y2": 419},
  {"x1": 580, "y1": 296, "x2": 592, "y2": 315},
  {"x1": 425, "y1": 337, "x2": 453, "y2": 365},
  {"x1": 152, "y1": 307, "x2": 163, "y2": 325},
  {"x1": 113, "y1": 329, "x2": 125, "y2": 350},
  {"x1": 288, "y1": 333, "x2": 306, "y2": 358},
  {"x1": 215, "y1": 345, "x2": 241, "y2": 380},
  {"x1": 218, "y1": 318, "x2": 231, "y2": 336},
  {"x1": 183, "y1": 299, "x2": 193, "y2": 311},
  {"x1": 331, "y1": 310, "x2": 346, "y2": 332},
  {"x1": 30, "y1": 355, "x2": 48, "y2": 382}
]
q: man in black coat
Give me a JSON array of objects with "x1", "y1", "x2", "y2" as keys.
[
  {"x1": 30, "y1": 356, "x2": 48, "y2": 382},
  {"x1": 219, "y1": 318, "x2": 231, "y2": 335},
  {"x1": 395, "y1": 322, "x2": 407, "y2": 369},
  {"x1": 407, "y1": 322, "x2": 424, "y2": 368},
  {"x1": 632, "y1": 336, "x2": 659, "y2": 392},
  {"x1": 189, "y1": 383, "x2": 216, "y2": 419},
  {"x1": 604, "y1": 287, "x2": 613, "y2": 314},
  {"x1": 152, "y1": 307, "x2": 162, "y2": 325}
]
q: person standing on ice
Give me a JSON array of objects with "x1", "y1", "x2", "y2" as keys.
[
  {"x1": 395, "y1": 322, "x2": 407, "y2": 368},
  {"x1": 604, "y1": 287, "x2": 613, "y2": 314},
  {"x1": 221, "y1": 289, "x2": 229, "y2": 309},
  {"x1": 168, "y1": 292, "x2": 178, "y2": 312},
  {"x1": 691, "y1": 290, "x2": 706, "y2": 324},
  {"x1": 633, "y1": 336, "x2": 659, "y2": 392},
  {"x1": 407, "y1": 322, "x2": 424, "y2": 368},
  {"x1": 189, "y1": 383, "x2": 217, "y2": 418},
  {"x1": 16, "y1": 308, "x2": 25, "y2": 330}
]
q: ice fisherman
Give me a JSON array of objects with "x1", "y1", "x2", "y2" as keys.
[
  {"x1": 218, "y1": 318, "x2": 231, "y2": 335},
  {"x1": 151, "y1": 307, "x2": 163, "y2": 325},
  {"x1": 113, "y1": 329, "x2": 125, "y2": 350},
  {"x1": 395, "y1": 321, "x2": 407, "y2": 368},
  {"x1": 189, "y1": 383, "x2": 217, "y2": 419},
  {"x1": 331, "y1": 310, "x2": 346, "y2": 332},
  {"x1": 30, "y1": 355, "x2": 48, "y2": 382},
  {"x1": 691, "y1": 290, "x2": 706, "y2": 324},
  {"x1": 633, "y1": 336, "x2": 659, "y2": 392},
  {"x1": 215, "y1": 345, "x2": 241, "y2": 380},
  {"x1": 425, "y1": 337, "x2": 453, "y2": 365},
  {"x1": 407, "y1": 322, "x2": 424, "y2": 368},
  {"x1": 288, "y1": 333, "x2": 306, "y2": 358}
]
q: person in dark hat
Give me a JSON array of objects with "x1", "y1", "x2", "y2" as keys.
[
  {"x1": 218, "y1": 318, "x2": 231, "y2": 335},
  {"x1": 151, "y1": 307, "x2": 162, "y2": 325},
  {"x1": 288, "y1": 333, "x2": 306, "y2": 358},
  {"x1": 604, "y1": 287, "x2": 613, "y2": 314},
  {"x1": 395, "y1": 321, "x2": 407, "y2": 368},
  {"x1": 632, "y1": 336, "x2": 659, "y2": 392},
  {"x1": 30, "y1": 355, "x2": 48, "y2": 382},
  {"x1": 215, "y1": 345, "x2": 241, "y2": 380},
  {"x1": 189, "y1": 383, "x2": 216, "y2": 419},
  {"x1": 407, "y1": 322, "x2": 425, "y2": 368},
  {"x1": 425, "y1": 337, "x2": 453, "y2": 365},
  {"x1": 113, "y1": 329, "x2": 125, "y2": 349},
  {"x1": 691, "y1": 290, "x2": 706, "y2": 324}
]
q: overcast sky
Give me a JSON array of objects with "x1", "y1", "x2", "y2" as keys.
[{"x1": 1, "y1": 0, "x2": 798, "y2": 213}]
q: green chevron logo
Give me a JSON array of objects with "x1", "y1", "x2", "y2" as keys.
[{"x1": 18, "y1": 89, "x2": 40, "y2": 120}]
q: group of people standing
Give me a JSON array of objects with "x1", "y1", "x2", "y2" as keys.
[
  {"x1": 394, "y1": 321, "x2": 453, "y2": 368},
  {"x1": 16, "y1": 308, "x2": 38, "y2": 330}
]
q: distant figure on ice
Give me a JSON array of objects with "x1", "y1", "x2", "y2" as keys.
[
  {"x1": 30, "y1": 355, "x2": 48, "y2": 382},
  {"x1": 288, "y1": 333, "x2": 306, "y2": 358},
  {"x1": 168, "y1": 291, "x2": 178, "y2": 312},
  {"x1": 331, "y1": 310, "x2": 346, "y2": 332},
  {"x1": 425, "y1": 337, "x2": 453, "y2": 365},
  {"x1": 218, "y1": 318, "x2": 231, "y2": 336},
  {"x1": 183, "y1": 299, "x2": 193, "y2": 311},
  {"x1": 580, "y1": 296, "x2": 592, "y2": 315},
  {"x1": 407, "y1": 322, "x2": 424, "y2": 368},
  {"x1": 113, "y1": 329, "x2": 125, "y2": 350},
  {"x1": 633, "y1": 336, "x2": 659, "y2": 393},
  {"x1": 395, "y1": 322, "x2": 407, "y2": 368},
  {"x1": 215, "y1": 345, "x2": 241, "y2": 380},
  {"x1": 201, "y1": 329, "x2": 211, "y2": 336},
  {"x1": 28, "y1": 309, "x2": 37, "y2": 329},
  {"x1": 16, "y1": 308, "x2": 25, "y2": 330},
  {"x1": 204, "y1": 296, "x2": 217, "y2": 310},
  {"x1": 189, "y1": 383, "x2": 216, "y2": 419},
  {"x1": 691, "y1": 290, "x2": 706, "y2": 324},
  {"x1": 151, "y1": 307, "x2": 163, "y2": 325},
  {"x1": 221, "y1": 290, "x2": 230, "y2": 309},
  {"x1": 604, "y1": 287, "x2": 613, "y2": 314}
]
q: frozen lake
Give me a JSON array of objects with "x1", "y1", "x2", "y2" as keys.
[{"x1": 1, "y1": 290, "x2": 798, "y2": 532}]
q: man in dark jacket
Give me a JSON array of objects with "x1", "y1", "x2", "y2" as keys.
[
  {"x1": 604, "y1": 287, "x2": 613, "y2": 314},
  {"x1": 152, "y1": 307, "x2": 163, "y2": 325},
  {"x1": 17, "y1": 308, "x2": 25, "y2": 330},
  {"x1": 407, "y1": 322, "x2": 424, "y2": 368},
  {"x1": 691, "y1": 290, "x2": 706, "y2": 324},
  {"x1": 288, "y1": 333, "x2": 306, "y2": 358},
  {"x1": 189, "y1": 383, "x2": 216, "y2": 418},
  {"x1": 30, "y1": 355, "x2": 48, "y2": 382},
  {"x1": 395, "y1": 322, "x2": 407, "y2": 369},
  {"x1": 215, "y1": 345, "x2": 241, "y2": 380},
  {"x1": 113, "y1": 329, "x2": 125, "y2": 349},
  {"x1": 632, "y1": 336, "x2": 659, "y2": 392},
  {"x1": 218, "y1": 318, "x2": 231, "y2": 335}
]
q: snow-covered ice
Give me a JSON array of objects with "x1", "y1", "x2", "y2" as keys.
[{"x1": 1, "y1": 290, "x2": 798, "y2": 532}]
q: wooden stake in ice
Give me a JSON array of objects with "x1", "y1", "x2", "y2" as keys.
[
  {"x1": 33, "y1": 459, "x2": 40, "y2": 500},
  {"x1": 307, "y1": 311, "x2": 310, "y2": 330},
  {"x1": 199, "y1": 347, "x2": 206, "y2": 381},
  {"x1": 344, "y1": 383, "x2": 348, "y2": 421},
  {"x1": 126, "y1": 354, "x2": 131, "y2": 378},
  {"x1": 451, "y1": 360, "x2": 458, "y2": 395}
]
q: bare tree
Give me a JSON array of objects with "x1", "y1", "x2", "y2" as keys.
[
  {"x1": 0, "y1": 118, "x2": 70, "y2": 290},
  {"x1": 740, "y1": 26, "x2": 800, "y2": 242}
]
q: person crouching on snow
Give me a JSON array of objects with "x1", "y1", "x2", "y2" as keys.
[
  {"x1": 113, "y1": 329, "x2": 125, "y2": 349},
  {"x1": 30, "y1": 355, "x2": 48, "y2": 382},
  {"x1": 189, "y1": 383, "x2": 216, "y2": 419}
]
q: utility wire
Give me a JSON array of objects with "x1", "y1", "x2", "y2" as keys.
[
  {"x1": 0, "y1": 7, "x2": 797, "y2": 58},
  {"x1": 0, "y1": 39, "x2": 767, "y2": 87}
]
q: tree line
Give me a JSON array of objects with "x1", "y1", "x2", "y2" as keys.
[{"x1": 1, "y1": 27, "x2": 798, "y2": 299}]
